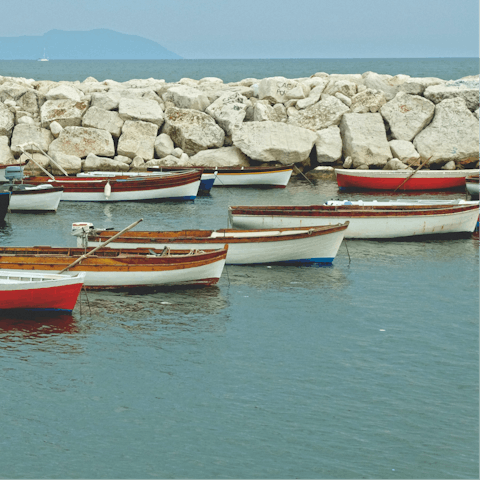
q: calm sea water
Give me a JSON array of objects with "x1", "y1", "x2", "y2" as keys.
[
  {"x1": 0, "y1": 59, "x2": 479, "y2": 479},
  {"x1": 0, "y1": 57, "x2": 478, "y2": 83}
]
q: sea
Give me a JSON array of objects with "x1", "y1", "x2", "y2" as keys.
[{"x1": 0, "y1": 59, "x2": 478, "y2": 479}]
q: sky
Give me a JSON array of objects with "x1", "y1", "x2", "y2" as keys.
[{"x1": 1, "y1": 0, "x2": 478, "y2": 59}]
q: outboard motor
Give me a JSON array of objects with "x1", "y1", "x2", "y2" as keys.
[{"x1": 5, "y1": 166, "x2": 23, "y2": 182}]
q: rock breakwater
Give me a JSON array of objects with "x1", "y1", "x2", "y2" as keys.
[{"x1": 0, "y1": 72, "x2": 478, "y2": 176}]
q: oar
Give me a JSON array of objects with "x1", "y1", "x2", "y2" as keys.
[
  {"x1": 58, "y1": 218, "x2": 143, "y2": 274},
  {"x1": 394, "y1": 156, "x2": 432, "y2": 192}
]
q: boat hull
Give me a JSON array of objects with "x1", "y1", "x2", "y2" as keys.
[
  {"x1": 0, "y1": 271, "x2": 85, "y2": 312},
  {"x1": 0, "y1": 192, "x2": 9, "y2": 220},
  {"x1": 22, "y1": 170, "x2": 201, "y2": 202},
  {"x1": 7, "y1": 186, "x2": 63, "y2": 212},
  {"x1": 0, "y1": 247, "x2": 227, "y2": 289},
  {"x1": 228, "y1": 204, "x2": 480, "y2": 239},
  {"x1": 335, "y1": 169, "x2": 479, "y2": 191},
  {"x1": 79, "y1": 224, "x2": 349, "y2": 265}
]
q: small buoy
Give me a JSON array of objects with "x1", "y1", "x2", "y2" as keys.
[
  {"x1": 104, "y1": 181, "x2": 111, "y2": 199},
  {"x1": 380, "y1": 329, "x2": 386, "y2": 332}
]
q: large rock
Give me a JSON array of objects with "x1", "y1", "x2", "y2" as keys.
[
  {"x1": 162, "y1": 107, "x2": 225, "y2": 156},
  {"x1": 258, "y1": 77, "x2": 303, "y2": 104},
  {"x1": 117, "y1": 120, "x2": 158, "y2": 159},
  {"x1": 91, "y1": 92, "x2": 121, "y2": 111},
  {"x1": 45, "y1": 84, "x2": 82, "y2": 102},
  {"x1": 362, "y1": 72, "x2": 400, "y2": 101},
  {"x1": 82, "y1": 106, "x2": 124, "y2": 138},
  {"x1": 205, "y1": 92, "x2": 250, "y2": 135},
  {"x1": 340, "y1": 113, "x2": 392, "y2": 168},
  {"x1": 0, "y1": 81, "x2": 31, "y2": 103},
  {"x1": 424, "y1": 78, "x2": 479, "y2": 112},
  {"x1": 83, "y1": 153, "x2": 130, "y2": 172},
  {"x1": 0, "y1": 136, "x2": 14, "y2": 164},
  {"x1": 350, "y1": 89, "x2": 387, "y2": 113},
  {"x1": 0, "y1": 102, "x2": 14, "y2": 136},
  {"x1": 118, "y1": 97, "x2": 164, "y2": 127},
  {"x1": 287, "y1": 95, "x2": 349, "y2": 131},
  {"x1": 232, "y1": 121, "x2": 317, "y2": 164},
  {"x1": 10, "y1": 124, "x2": 54, "y2": 156},
  {"x1": 154, "y1": 133, "x2": 175, "y2": 158},
  {"x1": 253, "y1": 102, "x2": 287, "y2": 123},
  {"x1": 413, "y1": 97, "x2": 479, "y2": 167},
  {"x1": 50, "y1": 152, "x2": 82, "y2": 175},
  {"x1": 16, "y1": 91, "x2": 40, "y2": 115},
  {"x1": 315, "y1": 126, "x2": 342, "y2": 164},
  {"x1": 40, "y1": 99, "x2": 89, "y2": 128},
  {"x1": 380, "y1": 92, "x2": 435, "y2": 142},
  {"x1": 296, "y1": 84, "x2": 328, "y2": 110},
  {"x1": 398, "y1": 77, "x2": 445, "y2": 96},
  {"x1": 388, "y1": 140, "x2": 420, "y2": 164},
  {"x1": 167, "y1": 85, "x2": 211, "y2": 112},
  {"x1": 323, "y1": 79, "x2": 357, "y2": 98},
  {"x1": 48, "y1": 126, "x2": 115, "y2": 158},
  {"x1": 189, "y1": 146, "x2": 249, "y2": 167}
]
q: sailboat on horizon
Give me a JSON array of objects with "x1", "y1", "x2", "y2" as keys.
[{"x1": 37, "y1": 48, "x2": 49, "y2": 61}]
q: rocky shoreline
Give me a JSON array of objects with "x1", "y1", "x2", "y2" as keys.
[{"x1": 0, "y1": 71, "x2": 478, "y2": 177}]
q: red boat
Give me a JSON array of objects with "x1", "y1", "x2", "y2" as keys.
[
  {"x1": 0, "y1": 271, "x2": 86, "y2": 312},
  {"x1": 335, "y1": 168, "x2": 480, "y2": 191}
]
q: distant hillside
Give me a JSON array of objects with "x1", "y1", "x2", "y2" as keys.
[{"x1": 0, "y1": 29, "x2": 182, "y2": 60}]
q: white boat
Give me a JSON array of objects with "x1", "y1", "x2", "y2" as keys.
[
  {"x1": 2, "y1": 184, "x2": 63, "y2": 212},
  {"x1": 466, "y1": 175, "x2": 479, "y2": 198},
  {"x1": 37, "y1": 49, "x2": 49, "y2": 61},
  {"x1": 72, "y1": 222, "x2": 350, "y2": 265},
  {"x1": 0, "y1": 246, "x2": 228, "y2": 289},
  {"x1": 228, "y1": 202, "x2": 480, "y2": 239},
  {"x1": 0, "y1": 271, "x2": 85, "y2": 312},
  {"x1": 22, "y1": 169, "x2": 201, "y2": 202}
]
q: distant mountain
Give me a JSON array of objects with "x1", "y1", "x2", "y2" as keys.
[{"x1": 0, "y1": 29, "x2": 182, "y2": 60}]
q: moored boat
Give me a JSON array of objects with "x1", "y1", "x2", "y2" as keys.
[
  {"x1": 0, "y1": 184, "x2": 63, "y2": 212},
  {"x1": 0, "y1": 270, "x2": 85, "y2": 312},
  {"x1": 228, "y1": 203, "x2": 480, "y2": 239},
  {"x1": 335, "y1": 168, "x2": 480, "y2": 191},
  {"x1": 147, "y1": 164, "x2": 294, "y2": 187},
  {"x1": 465, "y1": 174, "x2": 479, "y2": 198},
  {"x1": 0, "y1": 246, "x2": 228, "y2": 289},
  {"x1": 72, "y1": 222, "x2": 350, "y2": 265},
  {"x1": 20, "y1": 169, "x2": 202, "y2": 202}
]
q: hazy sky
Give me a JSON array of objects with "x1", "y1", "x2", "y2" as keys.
[{"x1": 2, "y1": 0, "x2": 478, "y2": 59}]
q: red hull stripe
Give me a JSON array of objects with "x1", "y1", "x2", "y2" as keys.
[
  {"x1": 337, "y1": 174, "x2": 465, "y2": 190},
  {"x1": 0, "y1": 283, "x2": 83, "y2": 311}
]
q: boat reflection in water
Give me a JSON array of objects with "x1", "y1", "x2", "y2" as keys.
[{"x1": 0, "y1": 312, "x2": 79, "y2": 336}]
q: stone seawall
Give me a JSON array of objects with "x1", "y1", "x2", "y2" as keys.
[{"x1": 0, "y1": 72, "x2": 478, "y2": 176}]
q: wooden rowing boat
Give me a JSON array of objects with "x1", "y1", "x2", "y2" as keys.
[
  {"x1": 72, "y1": 222, "x2": 349, "y2": 265},
  {"x1": 0, "y1": 246, "x2": 228, "y2": 289},
  {"x1": 228, "y1": 203, "x2": 480, "y2": 239},
  {"x1": 20, "y1": 169, "x2": 202, "y2": 202},
  {"x1": 0, "y1": 270, "x2": 85, "y2": 312},
  {"x1": 147, "y1": 164, "x2": 294, "y2": 187},
  {"x1": 335, "y1": 168, "x2": 480, "y2": 191}
]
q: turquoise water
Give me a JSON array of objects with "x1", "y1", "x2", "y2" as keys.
[
  {"x1": 0, "y1": 58, "x2": 478, "y2": 478},
  {"x1": 0, "y1": 176, "x2": 478, "y2": 479},
  {"x1": 0, "y1": 57, "x2": 477, "y2": 83}
]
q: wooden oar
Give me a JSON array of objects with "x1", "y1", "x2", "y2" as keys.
[
  {"x1": 58, "y1": 218, "x2": 143, "y2": 274},
  {"x1": 394, "y1": 156, "x2": 432, "y2": 192}
]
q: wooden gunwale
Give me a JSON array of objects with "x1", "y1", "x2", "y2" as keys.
[
  {"x1": 0, "y1": 247, "x2": 228, "y2": 272},
  {"x1": 148, "y1": 165, "x2": 294, "y2": 175},
  {"x1": 228, "y1": 204, "x2": 479, "y2": 217},
  {"x1": 21, "y1": 170, "x2": 201, "y2": 193},
  {"x1": 6, "y1": 186, "x2": 64, "y2": 196},
  {"x1": 86, "y1": 224, "x2": 349, "y2": 245}
]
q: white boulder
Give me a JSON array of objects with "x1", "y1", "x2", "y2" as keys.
[
  {"x1": 380, "y1": 92, "x2": 435, "y2": 142},
  {"x1": 162, "y1": 107, "x2": 225, "y2": 156},
  {"x1": 10, "y1": 124, "x2": 54, "y2": 156},
  {"x1": 46, "y1": 84, "x2": 82, "y2": 102},
  {"x1": 118, "y1": 97, "x2": 164, "y2": 127},
  {"x1": 350, "y1": 89, "x2": 387, "y2": 113},
  {"x1": 117, "y1": 120, "x2": 158, "y2": 160},
  {"x1": 340, "y1": 113, "x2": 392, "y2": 168},
  {"x1": 40, "y1": 99, "x2": 89, "y2": 128},
  {"x1": 154, "y1": 133, "x2": 175, "y2": 158},
  {"x1": 232, "y1": 121, "x2": 317, "y2": 165},
  {"x1": 206, "y1": 92, "x2": 250, "y2": 136},
  {"x1": 413, "y1": 97, "x2": 479, "y2": 167},
  {"x1": 48, "y1": 126, "x2": 115, "y2": 158},
  {"x1": 49, "y1": 152, "x2": 82, "y2": 175},
  {"x1": 167, "y1": 85, "x2": 211, "y2": 112},
  {"x1": 189, "y1": 146, "x2": 249, "y2": 167},
  {"x1": 388, "y1": 140, "x2": 420, "y2": 164},
  {"x1": 423, "y1": 78, "x2": 480, "y2": 112},
  {"x1": 0, "y1": 102, "x2": 14, "y2": 136},
  {"x1": 83, "y1": 153, "x2": 130, "y2": 172},
  {"x1": 82, "y1": 106, "x2": 124, "y2": 138},
  {"x1": 315, "y1": 126, "x2": 343, "y2": 164},
  {"x1": 0, "y1": 136, "x2": 14, "y2": 164}
]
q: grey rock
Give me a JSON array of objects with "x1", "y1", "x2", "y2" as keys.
[{"x1": 117, "y1": 120, "x2": 158, "y2": 160}]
